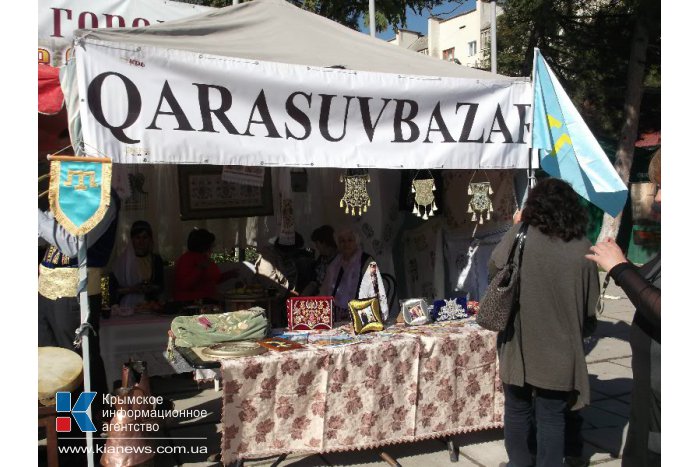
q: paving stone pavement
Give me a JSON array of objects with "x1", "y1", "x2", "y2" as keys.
[{"x1": 39, "y1": 275, "x2": 636, "y2": 467}]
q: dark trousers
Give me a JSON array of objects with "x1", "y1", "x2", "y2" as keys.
[
  {"x1": 38, "y1": 294, "x2": 109, "y2": 412},
  {"x1": 504, "y1": 383, "x2": 571, "y2": 467}
]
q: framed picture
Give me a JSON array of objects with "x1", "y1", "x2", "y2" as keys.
[
  {"x1": 178, "y1": 165, "x2": 273, "y2": 220},
  {"x1": 401, "y1": 298, "x2": 430, "y2": 326}
]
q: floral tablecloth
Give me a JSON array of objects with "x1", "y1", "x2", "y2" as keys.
[{"x1": 220, "y1": 320, "x2": 503, "y2": 464}]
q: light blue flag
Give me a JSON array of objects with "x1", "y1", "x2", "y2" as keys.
[{"x1": 531, "y1": 48, "x2": 628, "y2": 217}]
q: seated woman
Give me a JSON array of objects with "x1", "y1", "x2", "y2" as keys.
[
  {"x1": 174, "y1": 228, "x2": 236, "y2": 305},
  {"x1": 319, "y1": 225, "x2": 389, "y2": 321},
  {"x1": 109, "y1": 220, "x2": 164, "y2": 309}
]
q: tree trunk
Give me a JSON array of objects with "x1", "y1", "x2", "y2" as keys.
[{"x1": 596, "y1": 8, "x2": 649, "y2": 243}]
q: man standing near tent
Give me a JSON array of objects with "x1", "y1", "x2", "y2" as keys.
[{"x1": 37, "y1": 190, "x2": 120, "y2": 414}]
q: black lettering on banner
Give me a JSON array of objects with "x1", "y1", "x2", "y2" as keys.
[
  {"x1": 513, "y1": 104, "x2": 531, "y2": 144},
  {"x1": 285, "y1": 91, "x2": 313, "y2": 140},
  {"x1": 423, "y1": 102, "x2": 455, "y2": 143},
  {"x1": 193, "y1": 83, "x2": 241, "y2": 134},
  {"x1": 456, "y1": 102, "x2": 484, "y2": 143},
  {"x1": 319, "y1": 94, "x2": 353, "y2": 142},
  {"x1": 485, "y1": 104, "x2": 513, "y2": 143},
  {"x1": 146, "y1": 81, "x2": 195, "y2": 132},
  {"x1": 357, "y1": 97, "x2": 391, "y2": 142},
  {"x1": 243, "y1": 90, "x2": 282, "y2": 138},
  {"x1": 392, "y1": 99, "x2": 420, "y2": 143},
  {"x1": 87, "y1": 71, "x2": 141, "y2": 144}
]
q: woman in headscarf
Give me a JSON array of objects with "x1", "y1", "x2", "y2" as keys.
[{"x1": 110, "y1": 220, "x2": 164, "y2": 308}]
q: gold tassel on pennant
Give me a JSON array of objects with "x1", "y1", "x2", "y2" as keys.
[
  {"x1": 339, "y1": 170, "x2": 371, "y2": 216},
  {"x1": 411, "y1": 170, "x2": 438, "y2": 221}
]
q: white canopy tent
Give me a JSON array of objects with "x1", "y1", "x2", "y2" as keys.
[
  {"x1": 62, "y1": 0, "x2": 533, "y2": 291},
  {"x1": 72, "y1": 0, "x2": 512, "y2": 79}
]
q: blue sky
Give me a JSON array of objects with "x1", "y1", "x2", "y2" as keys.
[{"x1": 359, "y1": 0, "x2": 477, "y2": 40}]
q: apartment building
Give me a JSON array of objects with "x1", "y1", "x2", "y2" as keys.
[{"x1": 388, "y1": 1, "x2": 503, "y2": 69}]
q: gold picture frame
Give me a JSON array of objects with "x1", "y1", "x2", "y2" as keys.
[{"x1": 348, "y1": 297, "x2": 384, "y2": 334}]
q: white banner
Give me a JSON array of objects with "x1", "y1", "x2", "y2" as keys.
[
  {"x1": 76, "y1": 39, "x2": 534, "y2": 169},
  {"x1": 38, "y1": 0, "x2": 212, "y2": 66}
]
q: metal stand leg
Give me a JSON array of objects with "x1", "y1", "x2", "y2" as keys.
[
  {"x1": 447, "y1": 437, "x2": 459, "y2": 462},
  {"x1": 379, "y1": 451, "x2": 401, "y2": 467}
]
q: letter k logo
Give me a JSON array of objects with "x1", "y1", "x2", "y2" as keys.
[{"x1": 55, "y1": 391, "x2": 97, "y2": 432}]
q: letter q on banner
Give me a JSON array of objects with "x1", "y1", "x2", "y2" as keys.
[{"x1": 48, "y1": 155, "x2": 113, "y2": 236}]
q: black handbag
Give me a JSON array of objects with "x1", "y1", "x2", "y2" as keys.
[{"x1": 477, "y1": 223, "x2": 529, "y2": 332}]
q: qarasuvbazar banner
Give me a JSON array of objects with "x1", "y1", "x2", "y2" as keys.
[{"x1": 75, "y1": 39, "x2": 534, "y2": 169}]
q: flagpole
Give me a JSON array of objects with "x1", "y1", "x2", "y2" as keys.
[
  {"x1": 77, "y1": 236, "x2": 95, "y2": 467},
  {"x1": 525, "y1": 48, "x2": 540, "y2": 199}
]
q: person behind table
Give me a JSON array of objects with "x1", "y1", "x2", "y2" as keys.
[
  {"x1": 301, "y1": 225, "x2": 338, "y2": 296},
  {"x1": 109, "y1": 220, "x2": 165, "y2": 309},
  {"x1": 319, "y1": 225, "x2": 375, "y2": 320},
  {"x1": 272, "y1": 231, "x2": 315, "y2": 294},
  {"x1": 490, "y1": 178, "x2": 599, "y2": 467},
  {"x1": 586, "y1": 149, "x2": 661, "y2": 467},
  {"x1": 174, "y1": 228, "x2": 236, "y2": 304}
]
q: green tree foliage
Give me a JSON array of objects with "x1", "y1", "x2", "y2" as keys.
[
  {"x1": 495, "y1": 0, "x2": 660, "y2": 140},
  {"x1": 289, "y1": 1, "x2": 448, "y2": 32},
  {"x1": 196, "y1": 1, "x2": 449, "y2": 33}
]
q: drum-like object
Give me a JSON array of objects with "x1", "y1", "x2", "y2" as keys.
[{"x1": 38, "y1": 346, "x2": 83, "y2": 406}]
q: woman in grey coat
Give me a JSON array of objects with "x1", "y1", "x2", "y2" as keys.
[{"x1": 490, "y1": 178, "x2": 599, "y2": 467}]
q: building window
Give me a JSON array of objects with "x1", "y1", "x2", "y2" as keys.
[
  {"x1": 481, "y1": 29, "x2": 490, "y2": 51},
  {"x1": 442, "y1": 47, "x2": 455, "y2": 61},
  {"x1": 468, "y1": 41, "x2": 477, "y2": 56}
]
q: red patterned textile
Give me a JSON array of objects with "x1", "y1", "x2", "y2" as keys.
[
  {"x1": 286, "y1": 296, "x2": 333, "y2": 330},
  {"x1": 220, "y1": 321, "x2": 503, "y2": 463}
]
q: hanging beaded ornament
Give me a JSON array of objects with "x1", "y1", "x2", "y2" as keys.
[
  {"x1": 411, "y1": 171, "x2": 438, "y2": 220},
  {"x1": 339, "y1": 171, "x2": 371, "y2": 216},
  {"x1": 467, "y1": 171, "x2": 494, "y2": 224}
]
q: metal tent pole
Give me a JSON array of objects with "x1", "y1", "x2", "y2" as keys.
[{"x1": 77, "y1": 236, "x2": 95, "y2": 467}]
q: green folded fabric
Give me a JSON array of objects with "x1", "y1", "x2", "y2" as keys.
[{"x1": 170, "y1": 308, "x2": 268, "y2": 348}]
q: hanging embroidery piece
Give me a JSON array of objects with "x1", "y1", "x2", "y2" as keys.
[
  {"x1": 339, "y1": 171, "x2": 371, "y2": 216},
  {"x1": 411, "y1": 172, "x2": 438, "y2": 220},
  {"x1": 467, "y1": 179, "x2": 494, "y2": 225},
  {"x1": 48, "y1": 155, "x2": 113, "y2": 236}
]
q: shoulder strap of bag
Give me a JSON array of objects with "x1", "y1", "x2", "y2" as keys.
[{"x1": 506, "y1": 223, "x2": 529, "y2": 266}]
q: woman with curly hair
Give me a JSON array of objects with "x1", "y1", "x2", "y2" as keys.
[{"x1": 490, "y1": 178, "x2": 600, "y2": 467}]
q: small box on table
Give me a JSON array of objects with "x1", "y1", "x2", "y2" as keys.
[{"x1": 286, "y1": 296, "x2": 334, "y2": 330}]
